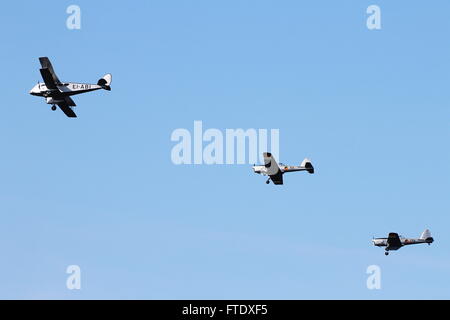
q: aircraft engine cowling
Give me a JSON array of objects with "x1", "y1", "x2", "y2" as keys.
[{"x1": 46, "y1": 97, "x2": 64, "y2": 105}]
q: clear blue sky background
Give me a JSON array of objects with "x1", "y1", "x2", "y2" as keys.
[{"x1": 0, "y1": 1, "x2": 449, "y2": 299}]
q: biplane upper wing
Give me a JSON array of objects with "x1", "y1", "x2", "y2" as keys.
[
  {"x1": 39, "y1": 57, "x2": 62, "y2": 85},
  {"x1": 39, "y1": 68, "x2": 58, "y2": 90}
]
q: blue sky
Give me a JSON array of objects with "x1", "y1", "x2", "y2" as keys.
[{"x1": 0, "y1": 1, "x2": 450, "y2": 299}]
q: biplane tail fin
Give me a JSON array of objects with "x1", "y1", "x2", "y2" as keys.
[{"x1": 97, "y1": 73, "x2": 112, "y2": 91}]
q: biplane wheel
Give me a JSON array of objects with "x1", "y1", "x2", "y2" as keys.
[
  {"x1": 265, "y1": 179, "x2": 270, "y2": 184},
  {"x1": 51, "y1": 105, "x2": 57, "y2": 111},
  {"x1": 385, "y1": 252, "x2": 389, "y2": 256}
]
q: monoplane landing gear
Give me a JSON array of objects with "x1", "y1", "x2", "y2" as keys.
[
  {"x1": 51, "y1": 105, "x2": 57, "y2": 111},
  {"x1": 265, "y1": 178, "x2": 270, "y2": 184},
  {"x1": 384, "y1": 251, "x2": 389, "y2": 256}
]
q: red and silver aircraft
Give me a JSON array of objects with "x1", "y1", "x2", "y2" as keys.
[
  {"x1": 252, "y1": 152, "x2": 314, "y2": 185},
  {"x1": 372, "y1": 229, "x2": 434, "y2": 256},
  {"x1": 29, "y1": 57, "x2": 111, "y2": 117}
]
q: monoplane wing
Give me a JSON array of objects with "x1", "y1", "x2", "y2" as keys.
[
  {"x1": 263, "y1": 152, "x2": 283, "y2": 185},
  {"x1": 387, "y1": 233, "x2": 402, "y2": 248},
  {"x1": 269, "y1": 171, "x2": 284, "y2": 185}
]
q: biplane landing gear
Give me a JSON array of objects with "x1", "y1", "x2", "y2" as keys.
[
  {"x1": 51, "y1": 105, "x2": 57, "y2": 111},
  {"x1": 266, "y1": 178, "x2": 270, "y2": 184},
  {"x1": 385, "y1": 251, "x2": 389, "y2": 256}
]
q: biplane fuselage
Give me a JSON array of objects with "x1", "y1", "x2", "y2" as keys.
[{"x1": 30, "y1": 82, "x2": 104, "y2": 98}]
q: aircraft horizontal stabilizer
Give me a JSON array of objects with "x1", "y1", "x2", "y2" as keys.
[
  {"x1": 97, "y1": 73, "x2": 112, "y2": 91},
  {"x1": 420, "y1": 229, "x2": 434, "y2": 243},
  {"x1": 301, "y1": 158, "x2": 314, "y2": 174}
]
